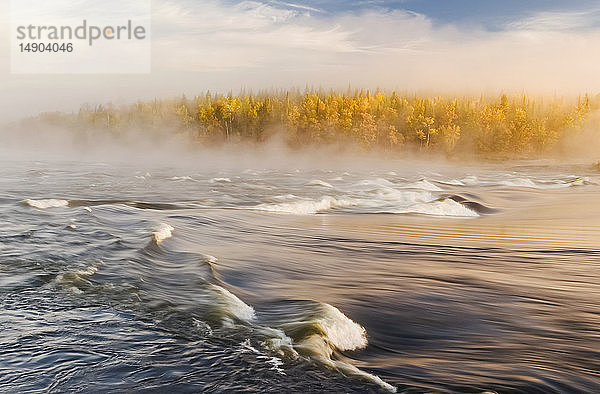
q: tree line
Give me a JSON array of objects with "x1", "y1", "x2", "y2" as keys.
[{"x1": 26, "y1": 90, "x2": 597, "y2": 157}]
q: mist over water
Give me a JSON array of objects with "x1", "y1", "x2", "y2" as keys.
[{"x1": 1, "y1": 145, "x2": 599, "y2": 393}]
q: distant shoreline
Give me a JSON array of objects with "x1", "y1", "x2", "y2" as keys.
[{"x1": 8, "y1": 90, "x2": 600, "y2": 160}]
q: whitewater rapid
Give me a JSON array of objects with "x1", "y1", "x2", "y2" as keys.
[
  {"x1": 8, "y1": 161, "x2": 600, "y2": 393},
  {"x1": 21, "y1": 170, "x2": 594, "y2": 219}
]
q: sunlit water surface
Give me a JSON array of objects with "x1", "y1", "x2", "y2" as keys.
[{"x1": 1, "y1": 157, "x2": 599, "y2": 393}]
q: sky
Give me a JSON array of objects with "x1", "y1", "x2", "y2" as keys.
[{"x1": 1, "y1": 0, "x2": 600, "y2": 122}]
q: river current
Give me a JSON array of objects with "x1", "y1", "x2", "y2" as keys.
[{"x1": 1, "y1": 155, "x2": 599, "y2": 393}]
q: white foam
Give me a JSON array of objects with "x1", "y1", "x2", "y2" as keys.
[
  {"x1": 254, "y1": 196, "x2": 357, "y2": 215},
  {"x1": 76, "y1": 265, "x2": 98, "y2": 276},
  {"x1": 461, "y1": 175, "x2": 480, "y2": 186},
  {"x1": 406, "y1": 198, "x2": 479, "y2": 217},
  {"x1": 306, "y1": 179, "x2": 333, "y2": 188},
  {"x1": 348, "y1": 365, "x2": 397, "y2": 392},
  {"x1": 24, "y1": 199, "x2": 69, "y2": 209},
  {"x1": 263, "y1": 355, "x2": 286, "y2": 375},
  {"x1": 259, "y1": 327, "x2": 297, "y2": 357},
  {"x1": 241, "y1": 339, "x2": 260, "y2": 353},
  {"x1": 500, "y1": 176, "x2": 593, "y2": 189},
  {"x1": 437, "y1": 179, "x2": 465, "y2": 186},
  {"x1": 406, "y1": 179, "x2": 442, "y2": 191},
  {"x1": 211, "y1": 285, "x2": 256, "y2": 322},
  {"x1": 370, "y1": 188, "x2": 432, "y2": 205},
  {"x1": 535, "y1": 181, "x2": 572, "y2": 189},
  {"x1": 204, "y1": 255, "x2": 218, "y2": 263},
  {"x1": 51, "y1": 264, "x2": 99, "y2": 294},
  {"x1": 170, "y1": 176, "x2": 194, "y2": 181},
  {"x1": 241, "y1": 339, "x2": 287, "y2": 375},
  {"x1": 67, "y1": 286, "x2": 84, "y2": 295},
  {"x1": 152, "y1": 223, "x2": 174, "y2": 243},
  {"x1": 135, "y1": 172, "x2": 152, "y2": 180},
  {"x1": 316, "y1": 304, "x2": 368, "y2": 351},
  {"x1": 210, "y1": 177, "x2": 232, "y2": 183},
  {"x1": 500, "y1": 178, "x2": 537, "y2": 188},
  {"x1": 355, "y1": 178, "x2": 395, "y2": 188},
  {"x1": 536, "y1": 177, "x2": 593, "y2": 189},
  {"x1": 192, "y1": 318, "x2": 213, "y2": 336},
  {"x1": 272, "y1": 194, "x2": 299, "y2": 200}
]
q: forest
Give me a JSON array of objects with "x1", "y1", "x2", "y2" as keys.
[{"x1": 23, "y1": 90, "x2": 599, "y2": 157}]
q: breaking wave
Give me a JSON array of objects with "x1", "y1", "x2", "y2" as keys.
[
  {"x1": 23, "y1": 198, "x2": 69, "y2": 209},
  {"x1": 252, "y1": 301, "x2": 396, "y2": 392},
  {"x1": 210, "y1": 177, "x2": 232, "y2": 183},
  {"x1": 251, "y1": 190, "x2": 480, "y2": 217},
  {"x1": 405, "y1": 179, "x2": 442, "y2": 191},
  {"x1": 253, "y1": 196, "x2": 357, "y2": 215},
  {"x1": 170, "y1": 176, "x2": 195, "y2": 182},
  {"x1": 499, "y1": 178, "x2": 538, "y2": 188},
  {"x1": 306, "y1": 179, "x2": 334, "y2": 188},
  {"x1": 403, "y1": 198, "x2": 479, "y2": 217},
  {"x1": 212, "y1": 284, "x2": 256, "y2": 323},
  {"x1": 306, "y1": 303, "x2": 368, "y2": 352},
  {"x1": 50, "y1": 262, "x2": 102, "y2": 295},
  {"x1": 152, "y1": 223, "x2": 174, "y2": 244}
]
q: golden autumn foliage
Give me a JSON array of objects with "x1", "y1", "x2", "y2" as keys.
[{"x1": 27, "y1": 90, "x2": 598, "y2": 157}]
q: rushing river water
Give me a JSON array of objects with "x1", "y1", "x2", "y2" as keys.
[{"x1": 1, "y1": 155, "x2": 599, "y2": 393}]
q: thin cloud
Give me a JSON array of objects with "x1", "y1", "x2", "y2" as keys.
[
  {"x1": 267, "y1": 0, "x2": 325, "y2": 14},
  {"x1": 507, "y1": 8, "x2": 600, "y2": 31}
]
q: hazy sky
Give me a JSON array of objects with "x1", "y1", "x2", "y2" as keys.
[{"x1": 1, "y1": 0, "x2": 600, "y2": 122}]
